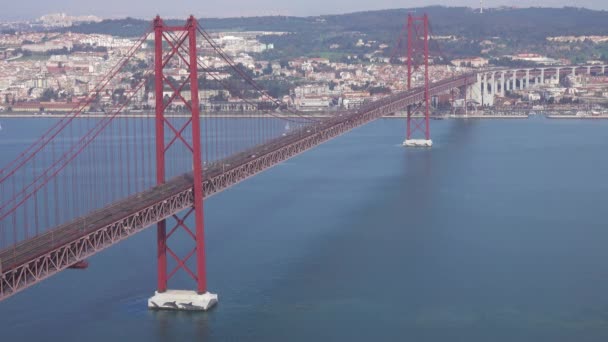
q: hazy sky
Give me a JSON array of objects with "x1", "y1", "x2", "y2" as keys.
[{"x1": 1, "y1": 0, "x2": 607, "y2": 20}]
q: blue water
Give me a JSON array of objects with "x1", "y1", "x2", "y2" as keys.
[{"x1": 2, "y1": 117, "x2": 608, "y2": 341}]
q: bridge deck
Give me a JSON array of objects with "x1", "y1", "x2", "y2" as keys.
[
  {"x1": 0, "y1": 110, "x2": 359, "y2": 272},
  {"x1": 0, "y1": 175, "x2": 192, "y2": 273}
]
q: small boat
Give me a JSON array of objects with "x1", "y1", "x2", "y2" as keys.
[{"x1": 282, "y1": 123, "x2": 290, "y2": 136}]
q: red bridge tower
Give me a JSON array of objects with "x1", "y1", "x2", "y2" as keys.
[
  {"x1": 147, "y1": 16, "x2": 218, "y2": 311},
  {"x1": 404, "y1": 13, "x2": 432, "y2": 148}
]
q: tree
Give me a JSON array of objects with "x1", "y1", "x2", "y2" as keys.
[
  {"x1": 110, "y1": 88, "x2": 127, "y2": 105},
  {"x1": 40, "y1": 88, "x2": 58, "y2": 102},
  {"x1": 369, "y1": 86, "x2": 391, "y2": 95},
  {"x1": 258, "y1": 101, "x2": 277, "y2": 111},
  {"x1": 210, "y1": 92, "x2": 229, "y2": 102},
  {"x1": 263, "y1": 63, "x2": 273, "y2": 75}
]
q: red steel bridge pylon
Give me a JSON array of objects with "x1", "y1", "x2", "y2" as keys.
[
  {"x1": 147, "y1": 16, "x2": 218, "y2": 311},
  {"x1": 404, "y1": 13, "x2": 432, "y2": 148}
]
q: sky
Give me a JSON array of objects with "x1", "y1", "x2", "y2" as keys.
[{"x1": 1, "y1": 0, "x2": 607, "y2": 21}]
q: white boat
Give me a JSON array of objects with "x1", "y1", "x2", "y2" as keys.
[{"x1": 282, "y1": 123, "x2": 290, "y2": 136}]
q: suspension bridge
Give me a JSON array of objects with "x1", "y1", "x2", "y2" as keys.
[{"x1": 0, "y1": 14, "x2": 603, "y2": 310}]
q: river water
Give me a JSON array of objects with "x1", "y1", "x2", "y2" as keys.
[{"x1": 2, "y1": 117, "x2": 608, "y2": 341}]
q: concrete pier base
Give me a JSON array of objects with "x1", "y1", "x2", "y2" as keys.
[
  {"x1": 148, "y1": 290, "x2": 218, "y2": 311},
  {"x1": 403, "y1": 139, "x2": 433, "y2": 147}
]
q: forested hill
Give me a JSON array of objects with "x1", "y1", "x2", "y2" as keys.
[
  {"x1": 64, "y1": 7, "x2": 608, "y2": 61},
  {"x1": 327, "y1": 7, "x2": 608, "y2": 39},
  {"x1": 68, "y1": 6, "x2": 608, "y2": 40},
  {"x1": 64, "y1": 16, "x2": 313, "y2": 37}
]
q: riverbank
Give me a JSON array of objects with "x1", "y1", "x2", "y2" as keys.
[
  {"x1": 0, "y1": 113, "x2": 530, "y2": 119},
  {"x1": 546, "y1": 115, "x2": 608, "y2": 119},
  {"x1": 0, "y1": 113, "x2": 333, "y2": 119},
  {"x1": 386, "y1": 114, "x2": 529, "y2": 119}
]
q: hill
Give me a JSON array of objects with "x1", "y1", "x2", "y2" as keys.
[
  {"x1": 67, "y1": 7, "x2": 608, "y2": 38},
  {"x1": 65, "y1": 7, "x2": 608, "y2": 61}
]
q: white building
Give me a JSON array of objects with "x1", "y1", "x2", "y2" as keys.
[
  {"x1": 451, "y1": 57, "x2": 488, "y2": 68},
  {"x1": 294, "y1": 96, "x2": 331, "y2": 111}
]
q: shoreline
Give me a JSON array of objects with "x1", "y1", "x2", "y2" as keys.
[
  {"x1": 0, "y1": 113, "x2": 531, "y2": 119},
  {"x1": 7, "y1": 114, "x2": 606, "y2": 120},
  {"x1": 546, "y1": 115, "x2": 608, "y2": 119},
  {"x1": 386, "y1": 114, "x2": 529, "y2": 119},
  {"x1": 0, "y1": 113, "x2": 332, "y2": 119}
]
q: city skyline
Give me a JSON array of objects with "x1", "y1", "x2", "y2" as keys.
[{"x1": 0, "y1": 0, "x2": 607, "y2": 21}]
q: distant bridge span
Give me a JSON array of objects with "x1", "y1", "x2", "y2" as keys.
[{"x1": 473, "y1": 64, "x2": 608, "y2": 105}]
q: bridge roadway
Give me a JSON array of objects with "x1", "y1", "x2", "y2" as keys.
[{"x1": 0, "y1": 73, "x2": 475, "y2": 301}]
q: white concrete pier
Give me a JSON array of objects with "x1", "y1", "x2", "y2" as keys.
[
  {"x1": 403, "y1": 139, "x2": 433, "y2": 147},
  {"x1": 148, "y1": 290, "x2": 218, "y2": 311}
]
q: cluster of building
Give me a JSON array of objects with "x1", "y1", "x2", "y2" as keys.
[
  {"x1": 0, "y1": 14, "x2": 102, "y2": 33},
  {"x1": 0, "y1": 31, "x2": 141, "y2": 112},
  {"x1": 449, "y1": 50, "x2": 608, "y2": 112},
  {"x1": 451, "y1": 57, "x2": 489, "y2": 68},
  {"x1": 547, "y1": 35, "x2": 608, "y2": 44},
  {"x1": 504, "y1": 53, "x2": 564, "y2": 65},
  {"x1": 0, "y1": 28, "x2": 471, "y2": 114},
  {"x1": 455, "y1": 53, "x2": 569, "y2": 66},
  {"x1": 37, "y1": 13, "x2": 102, "y2": 28},
  {"x1": 505, "y1": 73, "x2": 608, "y2": 108},
  {"x1": 11, "y1": 25, "x2": 608, "y2": 115},
  {"x1": 286, "y1": 60, "x2": 461, "y2": 111},
  {"x1": 204, "y1": 31, "x2": 282, "y2": 54}
]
